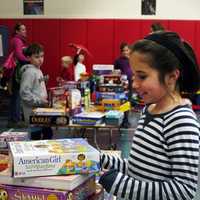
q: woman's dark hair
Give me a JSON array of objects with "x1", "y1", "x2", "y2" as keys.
[
  {"x1": 23, "y1": 43, "x2": 44, "y2": 57},
  {"x1": 73, "y1": 53, "x2": 85, "y2": 65},
  {"x1": 13, "y1": 22, "x2": 25, "y2": 36},
  {"x1": 129, "y1": 31, "x2": 200, "y2": 93},
  {"x1": 73, "y1": 54, "x2": 79, "y2": 66},
  {"x1": 120, "y1": 42, "x2": 129, "y2": 52},
  {"x1": 151, "y1": 22, "x2": 165, "y2": 32},
  {"x1": 14, "y1": 22, "x2": 24, "y2": 33}
]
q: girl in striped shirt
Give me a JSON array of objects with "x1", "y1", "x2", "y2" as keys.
[{"x1": 99, "y1": 31, "x2": 200, "y2": 200}]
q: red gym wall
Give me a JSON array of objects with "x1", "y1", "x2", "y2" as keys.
[{"x1": 0, "y1": 19, "x2": 200, "y2": 87}]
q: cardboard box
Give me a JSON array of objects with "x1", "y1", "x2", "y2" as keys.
[
  {"x1": 105, "y1": 111, "x2": 124, "y2": 126},
  {"x1": 0, "y1": 166, "x2": 95, "y2": 191},
  {"x1": 0, "y1": 154, "x2": 9, "y2": 172},
  {"x1": 32, "y1": 108, "x2": 66, "y2": 116},
  {"x1": 9, "y1": 138, "x2": 100, "y2": 178},
  {"x1": 98, "y1": 84, "x2": 124, "y2": 93},
  {"x1": 102, "y1": 74, "x2": 121, "y2": 84},
  {"x1": 68, "y1": 89, "x2": 82, "y2": 116},
  {"x1": 30, "y1": 108, "x2": 69, "y2": 125},
  {"x1": 62, "y1": 81, "x2": 78, "y2": 90},
  {"x1": 102, "y1": 100, "x2": 130, "y2": 112},
  {"x1": 96, "y1": 92, "x2": 128, "y2": 101},
  {"x1": 92, "y1": 64, "x2": 114, "y2": 75},
  {"x1": 0, "y1": 175, "x2": 95, "y2": 200},
  {"x1": 0, "y1": 130, "x2": 28, "y2": 149},
  {"x1": 30, "y1": 115, "x2": 69, "y2": 126},
  {"x1": 48, "y1": 87, "x2": 68, "y2": 109},
  {"x1": 72, "y1": 111, "x2": 105, "y2": 125}
]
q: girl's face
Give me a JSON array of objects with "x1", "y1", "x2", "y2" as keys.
[
  {"x1": 78, "y1": 54, "x2": 85, "y2": 63},
  {"x1": 28, "y1": 52, "x2": 44, "y2": 68},
  {"x1": 61, "y1": 61, "x2": 70, "y2": 68},
  {"x1": 130, "y1": 51, "x2": 169, "y2": 105},
  {"x1": 16, "y1": 25, "x2": 27, "y2": 38},
  {"x1": 121, "y1": 46, "x2": 130, "y2": 58}
]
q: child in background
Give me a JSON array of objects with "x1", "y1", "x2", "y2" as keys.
[
  {"x1": 114, "y1": 42, "x2": 133, "y2": 128},
  {"x1": 73, "y1": 53, "x2": 86, "y2": 81},
  {"x1": 20, "y1": 43, "x2": 53, "y2": 140},
  {"x1": 57, "y1": 56, "x2": 73, "y2": 85},
  {"x1": 99, "y1": 31, "x2": 200, "y2": 199}
]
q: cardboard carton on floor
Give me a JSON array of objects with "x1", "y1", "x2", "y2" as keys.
[{"x1": 9, "y1": 138, "x2": 100, "y2": 178}]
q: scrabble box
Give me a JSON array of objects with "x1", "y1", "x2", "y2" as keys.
[
  {"x1": 0, "y1": 175, "x2": 95, "y2": 200},
  {"x1": 0, "y1": 165, "x2": 95, "y2": 191}
]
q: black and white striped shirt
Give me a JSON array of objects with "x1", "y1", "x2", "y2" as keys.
[{"x1": 100, "y1": 105, "x2": 200, "y2": 200}]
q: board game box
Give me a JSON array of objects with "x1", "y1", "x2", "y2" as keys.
[
  {"x1": 0, "y1": 175, "x2": 95, "y2": 200},
  {"x1": 0, "y1": 166, "x2": 95, "y2": 191},
  {"x1": 9, "y1": 138, "x2": 100, "y2": 178}
]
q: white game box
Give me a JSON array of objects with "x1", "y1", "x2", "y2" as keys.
[
  {"x1": 0, "y1": 166, "x2": 95, "y2": 191},
  {"x1": 9, "y1": 138, "x2": 100, "y2": 178}
]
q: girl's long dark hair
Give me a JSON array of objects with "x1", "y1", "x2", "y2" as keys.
[{"x1": 130, "y1": 31, "x2": 200, "y2": 93}]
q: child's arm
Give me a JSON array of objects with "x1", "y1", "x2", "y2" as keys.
[
  {"x1": 13, "y1": 37, "x2": 28, "y2": 62},
  {"x1": 99, "y1": 112, "x2": 200, "y2": 200},
  {"x1": 101, "y1": 153, "x2": 128, "y2": 174}
]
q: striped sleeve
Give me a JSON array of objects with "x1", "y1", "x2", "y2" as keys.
[
  {"x1": 101, "y1": 153, "x2": 128, "y2": 174},
  {"x1": 99, "y1": 107, "x2": 200, "y2": 200},
  {"x1": 164, "y1": 109, "x2": 200, "y2": 199}
]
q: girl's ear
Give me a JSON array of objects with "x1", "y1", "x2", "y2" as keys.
[
  {"x1": 165, "y1": 69, "x2": 180, "y2": 86},
  {"x1": 173, "y1": 69, "x2": 180, "y2": 81}
]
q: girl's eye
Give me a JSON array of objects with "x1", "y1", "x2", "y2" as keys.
[
  {"x1": 132, "y1": 74, "x2": 147, "y2": 81},
  {"x1": 138, "y1": 75, "x2": 147, "y2": 80},
  {"x1": 131, "y1": 79, "x2": 134, "y2": 84}
]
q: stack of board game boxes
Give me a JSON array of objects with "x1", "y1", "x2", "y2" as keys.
[{"x1": 0, "y1": 138, "x2": 104, "y2": 200}]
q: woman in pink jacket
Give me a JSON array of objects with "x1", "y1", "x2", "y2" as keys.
[{"x1": 8, "y1": 22, "x2": 28, "y2": 128}]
